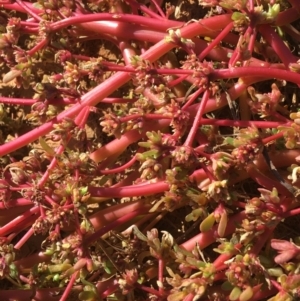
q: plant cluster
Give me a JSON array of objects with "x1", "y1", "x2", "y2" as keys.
[{"x1": 1, "y1": 0, "x2": 300, "y2": 300}]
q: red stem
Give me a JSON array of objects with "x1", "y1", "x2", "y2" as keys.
[
  {"x1": 258, "y1": 24, "x2": 298, "y2": 67},
  {"x1": 50, "y1": 13, "x2": 181, "y2": 32},
  {"x1": 182, "y1": 87, "x2": 205, "y2": 110},
  {"x1": 15, "y1": 0, "x2": 42, "y2": 21},
  {"x1": 0, "y1": 206, "x2": 39, "y2": 236},
  {"x1": 210, "y1": 67, "x2": 300, "y2": 84},
  {"x1": 27, "y1": 38, "x2": 49, "y2": 56},
  {"x1": 246, "y1": 163, "x2": 294, "y2": 197},
  {"x1": 158, "y1": 258, "x2": 165, "y2": 294},
  {"x1": 90, "y1": 119, "x2": 169, "y2": 163},
  {"x1": 198, "y1": 21, "x2": 234, "y2": 61},
  {"x1": 89, "y1": 181, "x2": 169, "y2": 198},
  {"x1": 0, "y1": 198, "x2": 32, "y2": 209},
  {"x1": 37, "y1": 144, "x2": 65, "y2": 188},
  {"x1": 100, "y1": 155, "x2": 137, "y2": 174},
  {"x1": 84, "y1": 207, "x2": 149, "y2": 245},
  {"x1": 199, "y1": 118, "x2": 285, "y2": 128},
  {"x1": 184, "y1": 89, "x2": 210, "y2": 147},
  {"x1": 59, "y1": 271, "x2": 79, "y2": 301},
  {"x1": 14, "y1": 227, "x2": 34, "y2": 249}
]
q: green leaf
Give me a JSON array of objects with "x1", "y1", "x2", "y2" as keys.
[
  {"x1": 39, "y1": 137, "x2": 56, "y2": 156},
  {"x1": 9, "y1": 263, "x2": 19, "y2": 279},
  {"x1": 231, "y1": 12, "x2": 245, "y2": 21},
  {"x1": 224, "y1": 137, "x2": 235, "y2": 146},
  {"x1": 200, "y1": 213, "x2": 215, "y2": 232},
  {"x1": 229, "y1": 287, "x2": 241, "y2": 301}
]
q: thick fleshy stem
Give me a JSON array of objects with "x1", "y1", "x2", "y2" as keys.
[
  {"x1": 199, "y1": 118, "x2": 285, "y2": 128},
  {"x1": 16, "y1": 0, "x2": 42, "y2": 21},
  {"x1": 182, "y1": 87, "x2": 205, "y2": 110},
  {"x1": 59, "y1": 271, "x2": 79, "y2": 301},
  {"x1": 198, "y1": 22, "x2": 234, "y2": 61},
  {"x1": 90, "y1": 119, "x2": 169, "y2": 163},
  {"x1": 0, "y1": 206, "x2": 39, "y2": 236},
  {"x1": 149, "y1": 0, "x2": 165, "y2": 18},
  {"x1": 50, "y1": 13, "x2": 181, "y2": 33},
  {"x1": 37, "y1": 144, "x2": 65, "y2": 189},
  {"x1": 125, "y1": 0, "x2": 166, "y2": 20},
  {"x1": 84, "y1": 207, "x2": 150, "y2": 245},
  {"x1": 246, "y1": 163, "x2": 294, "y2": 197},
  {"x1": 210, "y1": 67, "x2": 300, "y2": 84},
  {"x1": 258, "y1": 24, "x2": 298, "y2": 67},
  {"x1": 74, "y1": 106, "x2": 90, "y2": 128},
  {"x1": 100, "y1": 155, "x2": 137, "y2": 174},
  {"x1": 0, "y1": 96, "x2": 76, "y2": 106},
  {"x1": 0, "y1": 198, "x2": 32, "y2": 208},
  {"x1": 27, "y1": 37, "x2": 49, "y2": 56},
  {"x1": 158, "y1": 258, "x2": 165, "y2": 294},
  {"x1": 184, "y1": 89, "x2": 210, "y2": 147}
]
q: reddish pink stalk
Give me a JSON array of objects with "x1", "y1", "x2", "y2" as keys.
[
  {"x1": 84, "y1": 207, "x2": 150, "y2": 245},
  {"x1": 258, "y1": 24, "x2": 298, "y2": 67},
  {"x1": 181, "y1": 87, "x2": 205, "y2": 111},
  {"x1": 16, "y1": 0, "x2": 42, "y2": 21},
  {"x1": 14, "y1": 227, "x2": 34, "y2": 249},
  {"x1": 210, "y1": 67, "x2": 300, "y2": 84},
  {"x1": 0, "y1": 206, "x2": 39, "y2": 236},
  {"x1": 88, "y1": 181, "x2": 169, "y2": 198},
  {"x1": 90, "y1": 120, "x2": 169, "y2": 163},
  {"x1": 59, "y1": 271, "x2": 79, "y2": 301},
  {"x1": 246, "y1": 164, "x2": 294, "y2": 197},
  {"x1": 100, "y1": 155, "x2": 137, "y2": 174},
  {"x1": 27, "y1": 37, "x2": 49, "y2": 56},
  {"x1": 184, "y1": 89, "x2": 210, "y2": 147},
  {"x1": 200, "y1": 118, "x2": 285, "y2": 128},
  {"x1": 0, "y1": 198, "x2": 32, "y2": 208},
  {"x1": 50, "y1": 13, "x2": 182, "y2": 32},
  {"x1": 198, "y1": 22, "x2": 234, "y2": 61},
  {"x1": 37, "y1": 144, "x2": 65, "y2": 189},
  {"x1": 158, "y1": 259, "x2": 165, "y2": 294}
]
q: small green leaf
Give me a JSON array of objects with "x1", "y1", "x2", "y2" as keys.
[
  {"x1": 224, "y1": 137, "x2": 235, "y2": 146},
  {"x1": 9, "y1": 263, "x2": 19, "y2": 279},
  {"x1": 200, "y1": 213, "x2": 215, "y2": 232},
  {"x1": 229, "y1": 286, "x2": 241, "y2": 301},
  {"x1": 185, "y1": 208, "x2": 203, "y2": 222},
  {"x1": 39, "y1": 137, "x2": 56, "y2": 156},
  {"x1": 231, "y1": 12, "x2": 245, "y2": 21},
  {"x1": 48, "y1": 263, "x2": 72, "y2": 273}
]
